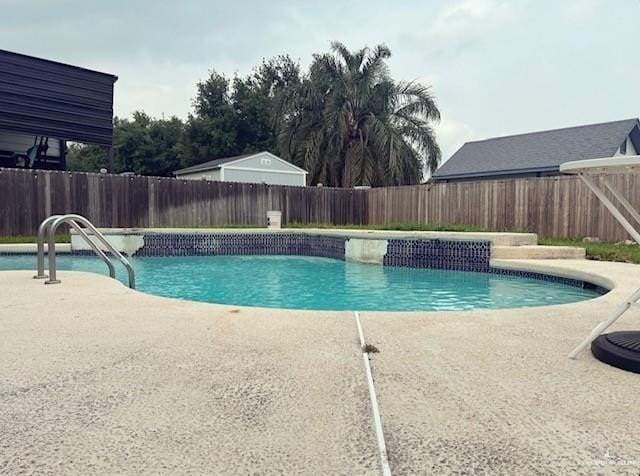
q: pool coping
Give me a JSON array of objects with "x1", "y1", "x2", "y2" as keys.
[{"x1": 70, "y1": 227, "x2": 539, "y2": 246}]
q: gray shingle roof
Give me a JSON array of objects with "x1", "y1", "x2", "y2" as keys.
[
  {"x1": 433, "y1": 118, "x2": 640, "y2": 180},
  {"x1": 174, "y1": 153, "x2": 254, "y2": 175}
]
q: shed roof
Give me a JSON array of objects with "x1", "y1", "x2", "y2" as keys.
[
  {"x1": 174, "y1": 152, "x2": 307, "y2": 176},
  {"x1": 174, "y1": 154, "x2": 253, "y2": 175},
  {"x1": 432, "y1": 118, "x2": 640, "y2": 180}
]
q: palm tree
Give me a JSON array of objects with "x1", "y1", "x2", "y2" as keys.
[{"x1": 276, "y1": 42, "x2": 441, "y2": 187}]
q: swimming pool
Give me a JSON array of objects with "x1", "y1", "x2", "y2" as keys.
[{"x1": 0, "y1": 254, "x2": 603, "y2": 311}]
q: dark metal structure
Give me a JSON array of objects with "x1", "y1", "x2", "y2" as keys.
[{"x1": 0, "y1": 49, "x2": 117, "y2": 170}]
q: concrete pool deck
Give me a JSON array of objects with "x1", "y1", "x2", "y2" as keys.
[{"x1": 1, "y1": 259, "x2": 640, "y2": 474}]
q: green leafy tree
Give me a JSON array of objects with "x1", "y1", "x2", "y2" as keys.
[
  {"x1": 117, "y1": 112, "x2": 183, "y2": 176},
  {"x1": 66, "y1": 142, "x2": 109, "y2": 172},
  {"x1": 179, "y1": 56, "x2": 301, "y2": 168},
  {"x1": 179, "y1": 72, "x2": 239, "y2": 169},
  {"x1": 67, "y1": 112, "x2": 184, "y2": 176},
  {"x1": 276, "y1": 42, "x2": 441, "y2": 187},
  {"x1": 233, "y1": 55, "x2": 301, "y2": 154}
]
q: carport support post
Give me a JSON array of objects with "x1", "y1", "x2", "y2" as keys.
[{"x1": 108, "y1": 146, "x2": 114, "y2": 173}]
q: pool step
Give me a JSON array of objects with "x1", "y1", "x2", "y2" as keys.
[{"x1": 492, "y1": 245, "x2": 585, "y2": 260}]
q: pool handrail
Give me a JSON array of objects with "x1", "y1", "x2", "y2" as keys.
[
  {"x1": 35, "y1": 214, "x2": 135, "y2": 289},
  {"x1": 35, "y1": 215, "x2": 115, "y2": 280},
  {"x1": 34, "y1": 214, "x2": 62, "y2": 278}
]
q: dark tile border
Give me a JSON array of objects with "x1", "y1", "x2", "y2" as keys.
[
  {"x1": 0, "y1": 252, "x2": 41, "y2": 257},
  {"x1": 489, "y1": 267, "x2": 609, "y2": 295},
  {"x1": 133, "y1": 233, "x2": 346, "y2": 260},
  {"x1": 69, "y1": 250, "x2": 101, "y2": 257},
  {"x1": 383, "y1": 238, "x2": 491, "y2": 272}
]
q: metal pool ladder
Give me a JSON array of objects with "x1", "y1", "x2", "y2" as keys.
[{"x1": 34, "y1": 214, "x2": 136, "y2": 289}]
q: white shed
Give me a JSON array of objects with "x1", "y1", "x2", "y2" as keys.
[{"x1": 174, "y1": 151, "x2": 307, "y2": 187}]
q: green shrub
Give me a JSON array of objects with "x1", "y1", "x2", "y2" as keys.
[{"x1": 539, "y1": 237, "x2": 640, "y2": 264}]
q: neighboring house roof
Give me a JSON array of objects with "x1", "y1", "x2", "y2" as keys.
[
  {"x1": 174, "y1": 151, "x2": 307, "y2": 176},
  {"x1": 433, "y1": 118, "x2": 640, "y2": 180}
]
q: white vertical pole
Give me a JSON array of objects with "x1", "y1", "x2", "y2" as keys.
[{"x1": 601, "y1": 178, "x2": 640, "y2": 237}]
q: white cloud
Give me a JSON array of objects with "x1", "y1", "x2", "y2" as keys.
[
  {"x1": 428, "y1": 0, "x2": 522, "y2": 55},
  {"x1": 435, "y1": 118, "x2": 477, "y2": 163}
]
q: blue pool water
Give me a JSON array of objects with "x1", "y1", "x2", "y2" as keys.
[{"x1": 0, "y1": 254, "x2": 602, "y2": 311}]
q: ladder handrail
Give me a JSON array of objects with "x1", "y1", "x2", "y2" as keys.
[
  {"x1": 34, "y1": 214, "x2": 62, "y2": 278},
  {"x1": 68, "y1": 221, "x2": 116, "y2": 278},
  {"x1": 36, "y1": 214, "x2": 135, "y2": 289},
  {"x1": 35, "y1": 216, "x2": 116, "y2": 280},
  {"x1": 47, "y1": 214, "x2": 135, "y2": 288}
]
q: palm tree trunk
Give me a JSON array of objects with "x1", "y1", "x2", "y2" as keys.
[
  {"x1": 342, "y1": 121, "x2": 359, "y2": 187},
  {"x1": 342, "y1": 142, "x2": 355, "y2": 187}
]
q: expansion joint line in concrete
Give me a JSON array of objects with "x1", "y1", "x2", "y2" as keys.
[{"x1": 354, "y1": 311, "x2": 392, "y2": 476}]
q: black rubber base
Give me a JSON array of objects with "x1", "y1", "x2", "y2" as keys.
[{"x1": 591, "y1": 331, "x2": 640, "y2": 374}]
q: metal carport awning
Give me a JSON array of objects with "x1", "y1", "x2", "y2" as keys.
[
  {"x1": 560, "y1": 155, "x2": 640, "y2": 359},
  {"x1": 0, "y1": 49, "x2": 117, "y2": 170}
]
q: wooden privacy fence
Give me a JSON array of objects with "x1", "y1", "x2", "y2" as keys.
[
  {"x1": 367, "y1": 173, "x2": 640, "y2": 242},
  {"x1": 1, "y1": 167, "x2": 640, "y2": 241},
  {"x1": 0, "y1": 169, "x2": 368, "y2": 236}
]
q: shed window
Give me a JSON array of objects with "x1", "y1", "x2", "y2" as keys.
[
  {"x1": 620, "y1": 138, "x2": 627, "y2": 155},
  {"x1": 261, "y1": 158, "x2": 272, "y2": 165}
]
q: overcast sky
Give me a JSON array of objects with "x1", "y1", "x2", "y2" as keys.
[{"x1": 3, "y1": 0, "x2": 638, "y2": 162}]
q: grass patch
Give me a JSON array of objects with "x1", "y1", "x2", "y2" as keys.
[
  {"x1": 539, "y1": 237, "x2": 640, "y2": 264},
  {"x1": 286, "y1": 222, "x2": 497, "y2": 233},
  {"x1": 0, "y1": 234, "x2": 70, "y2": 244}
]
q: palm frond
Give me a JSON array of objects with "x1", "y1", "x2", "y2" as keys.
[
  {"x1": 361, "y1": 44, "x2": 391, "y2": 82},
  {"x1": 394, "y1": 81, "x2": 441, "y2": 121}
]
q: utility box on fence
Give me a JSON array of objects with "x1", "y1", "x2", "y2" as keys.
[{"x1": 267, "y1": 210, "x2": 282, "y2": 229}]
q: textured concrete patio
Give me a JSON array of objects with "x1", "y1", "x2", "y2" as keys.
[
  {"x1": 1, "y1": 259, "x2": 640, "y2": 475},
  {"x1": 0, "y1": 271, "x2": 378, "y2": 475}
]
